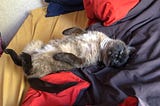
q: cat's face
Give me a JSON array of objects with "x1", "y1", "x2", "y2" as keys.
[{"x1": 101, "y1": 40, "x2": 135, "y2": 67}]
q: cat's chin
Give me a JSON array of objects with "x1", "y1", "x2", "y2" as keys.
[
  {"x1": 103, "y1": 59, "x2": 111, "y2": 67},
  {"x1": 103, "y1": 57, "x2": 129, "y2": 67}
]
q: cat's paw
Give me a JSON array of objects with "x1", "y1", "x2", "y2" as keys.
[
  {"x1": 53, "y1": 52, "x2": 84, "y2": 67},
  {"x1": 62, "y1": 27, "x2": 86, "y2": 36}
]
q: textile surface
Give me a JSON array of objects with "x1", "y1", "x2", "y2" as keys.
[
  {"x1": 83, "y1": 0, "x2": 140, "y2": 26},
  {"x1": 76, "y1": 0, "x2": 160, "y2": 105}
]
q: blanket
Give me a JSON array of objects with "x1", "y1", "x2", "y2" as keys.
[{"x1": 78, "y1": 0, "x2": 160, "y2": 105}]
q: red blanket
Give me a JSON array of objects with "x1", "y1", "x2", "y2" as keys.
[
  {"x1": 119, "y1": 97, "x2": 138, "y2": 106},
  {"x1": 83, "y1": 0, "x2": 140, "y2": 26},
  {"x1": 22, "y1": 72, "x2": 90, "y2": 106}
]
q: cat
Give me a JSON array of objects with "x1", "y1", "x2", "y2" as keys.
[{"x1": 4, "y1": 27, "x2": 135, "y2": 93}]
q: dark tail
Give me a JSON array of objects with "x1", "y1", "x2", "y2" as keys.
[{"x1": 28, "y1": 78, "x2": 78, "y2": 93}]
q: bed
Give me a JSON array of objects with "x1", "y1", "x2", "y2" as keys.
[{"x1": 1, "y1": 0, "x2": 160, "y2": 106}]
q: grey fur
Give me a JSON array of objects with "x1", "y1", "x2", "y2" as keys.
[{"x1": 6, "y1": 27, "x2": 135, "y2": 78}]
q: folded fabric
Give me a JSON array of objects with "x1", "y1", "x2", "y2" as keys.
[
  {"x1": 83, "y1": 0, "x2": 140, "y2": 26},
  {"x1": 22, "y1": 71, "x2": 90, "y2": 106},
  {"x1": 45, "y1": 0, "x2": 84, "y2": 17},
  {"x1": 118, "y1": 97, "x2": 138, "y2": 106}
]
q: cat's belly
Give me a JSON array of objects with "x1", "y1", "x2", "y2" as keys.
[
  {"x1": 35, "y1": 44, "x2": 58, "y2": 54},
  {"x1": 78, "y1": 43, "x2": 100, "y2": 66}
]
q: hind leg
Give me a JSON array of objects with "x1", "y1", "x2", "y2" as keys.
[
  {"x1": 4, "y1": 49, "x2": 22, "y2": 66},
  {"x1": 4, "y1": 48, "x2": 32, "y2": 75}
]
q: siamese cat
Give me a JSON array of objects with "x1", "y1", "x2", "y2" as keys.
[{"x1": 4, "y1": 27, "x2": 135, "y2": 93}]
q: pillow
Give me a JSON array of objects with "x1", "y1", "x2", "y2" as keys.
[
  {"x1": 83, "y1": 0, "x2": 140, "y2": 26},
  {"x1": 45, "y1": 0, "x2": 84, "y2": 17}
]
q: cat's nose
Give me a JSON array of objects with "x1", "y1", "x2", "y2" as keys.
[{"x1": 110, "y1": 60, "x2": 119, "y2": 67}]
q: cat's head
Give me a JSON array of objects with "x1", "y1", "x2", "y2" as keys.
[{"x1": 101, "y1": 40, "x2": 135, "y2": 67}]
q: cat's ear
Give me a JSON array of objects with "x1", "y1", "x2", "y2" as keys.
[
  {"x1": 62, "y1": 27, "x2": 86, "y2": 36},
  {"x1": 127, "y1": 46, "x2": 136, "y2": 55}
]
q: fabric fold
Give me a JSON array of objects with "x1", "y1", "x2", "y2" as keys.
[
  {"x1": 22, "y1": 72, "x2": 90, "y2": 106},
  {"x1": 83, "y1": 0, "x2": 140, "y2": 26}
]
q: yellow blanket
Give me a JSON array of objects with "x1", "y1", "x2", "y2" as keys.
[{"x1": 0, "y1": 7, "x2": 88, "y2": 106}]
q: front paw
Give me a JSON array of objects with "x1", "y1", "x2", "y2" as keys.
[
  {"x1": 53, "y1": 53, "x2": 63, "y2": 61},
  {"x1": 53, "y1": 52, "x2": 84, "y2": 67}
]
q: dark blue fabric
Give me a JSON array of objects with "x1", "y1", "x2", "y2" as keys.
[
  {"x1": 71, "y1": 0, "x2": 160, "y2": 105},
  {"x1": 45, "y1": 0, "x2": 84, "y2": 17}
]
